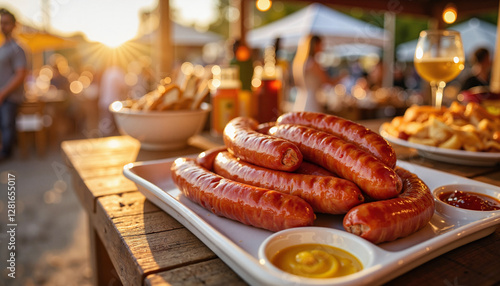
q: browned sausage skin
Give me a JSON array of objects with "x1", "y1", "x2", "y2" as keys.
[
  {"x1": 196, "y1": 146, "x2": 227, "y2": 170},
  {"x1": 343, "y1": 167, "x2": 435, "y2": 244},
  {"x1": 171, "y1": 158, "x2": 315, "y2": 232},
  {"x1": 277, "y1": 112, "x2": 397, "y2": 168},
  {"x1": 294, "y1": 161, "x2": 337, "y2": 177},
  {"x1": 270, "y1": 124, "x2": 402, "y2": 200},
  {"x1": 213, "y1": 151, "x2": 364, "y2": 214},
  {"x1": 255, "y1": 121, "x2": 276, "y2": 134},
  {"x1": 223, "y1": 117, "x2": 303, "y2": 172}
]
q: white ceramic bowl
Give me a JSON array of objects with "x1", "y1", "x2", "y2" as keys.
[
  {"x1": 432, "y1": 184, "x2": 500, "y2": 221},
  {"x1": 258, "y1": 227, "x2": 377, "y2": 284},
  {"x1": 110, "y1": 101, "x2": 210, "y2": 150}
]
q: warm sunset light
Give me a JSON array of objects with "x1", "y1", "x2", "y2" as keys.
[
  {"x1": 87, "y1": 31, "x2": 133, "y2": 48},
  {"x1": 79, "y1": 41, "x2": 150, "y2": 71}
]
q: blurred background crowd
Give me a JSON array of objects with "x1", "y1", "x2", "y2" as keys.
[
  {"x1": 1, "y1": 1, "x2": 498, "y2": 152},
  {"x1": 0, "y1": 1, "x2": 498, "y2": 284}
]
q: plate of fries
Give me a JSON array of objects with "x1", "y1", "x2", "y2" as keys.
[{"x1": 380, "y1": 102, "x2": 500, "y2": 166}]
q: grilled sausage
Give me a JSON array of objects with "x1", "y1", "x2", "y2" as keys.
[
  {"x1": 270, "y1": 124, "x2": 402, "y2": 200},
  {"x1": 171, "y1": 158, "x2": 315, "y2": 231},
  {"x1": 295, "y1": 161, "x2": 337, "y2": 177},
  {"x1": 213, "y1": 152, "x2": 364, "y2": 214},
  {"x1": 223, "y1": 117, "x2": 302, "y2": 172},
  {"x1": 277, "y1": 112, "x2": 397, "y2": 168},
  {"x1": 196, "y1": 146, "x2": 227, "y2": 170},
  {"x1": 343, "y1": 167, "x2": 435, "y2": 244}
]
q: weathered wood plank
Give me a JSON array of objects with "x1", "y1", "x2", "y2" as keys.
[
  {"x1": 124, "y1": 229, "x2": 217, "y2": 273},
  {"x1": 71, "y1": 154, "x2": 138, "y2": 172},
  {"x1": 113, "y1": 211, "x2": 184, "y2": 237},
  {"x1": 386, "y1": 230, "x2": 500, "y2": 285},
  {"x1": 64, "y1": 131, "x2": 500, "y2": 286},
  {"x1": 98, "y1": 192, "x2": 161, "y2": 218},
  {"x1": 84, "y1": 174, "x2": 137, "y2": 198},
  {"x1": 76, "y1": 166, "x2": 124, "y2": 180},
  {"x1": 94, "y1": 194, "x2": 217, "y2": 286},
  {"x1": 61, "y1": 136, "x2": 140, "y2": 157},
  {"x1": 72, "y1": 174, "x2": 139, "y2": 213},
  {"x1": 471, "y1": 170, "x2": 500, "y2": 187},
  {"x1": 144, "y1": 259, "x2": 247, "y2": 286}
]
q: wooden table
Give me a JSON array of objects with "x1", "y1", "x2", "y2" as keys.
[{"x1": 62, "y1": 120, "x2": 500, "y2": 286}]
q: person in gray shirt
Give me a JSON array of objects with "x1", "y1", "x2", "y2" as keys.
[{"x1": 0, "y1": 8, "x2": 28, "y2": 161}]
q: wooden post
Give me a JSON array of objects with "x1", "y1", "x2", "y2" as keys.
[
  {"x1": 229, "y1": 0, "x2": 241, "y2": 42},
  {"x1": 240, "y1": 0, "x2": 249, "y2": 45},
  {"x1": 382, "y1": 12, "x2": 395, "y2": 88},
  {"x1": 489, "y1": 0, "x2": 500, "y2": 93},
  {"x1": 158, "y1": 0, "x2": 173, "y2": 78},
  {"x1": 229, "y1": 0, "x2": 250, "y2": 44}
]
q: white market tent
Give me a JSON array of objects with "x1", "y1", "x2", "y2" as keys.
[
  {"x1": 247, "y1": 3, "x2": 388, "y2": 49},
  {"x1": 328, "y1": 43, "x2": 382, "y2": 58},
  {"x1": 396, "y1": 18, "x2": 497, "y2": 62},
  {"x1": 135, "y1": 22, "x2": 223, "y2": 46}
]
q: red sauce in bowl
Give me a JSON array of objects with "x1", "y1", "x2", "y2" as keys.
[{"x1": 438, "y1": 191, "x2": 500, "y2": 211}]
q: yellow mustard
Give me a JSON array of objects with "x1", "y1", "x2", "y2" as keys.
[{"x1": 271, "y1": 243, "x2": 362, "y2": 278}]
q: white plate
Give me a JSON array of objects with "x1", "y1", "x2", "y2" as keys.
[
  {"x1": 123, "y1": 159, "x2": 500, "y2": 286},
  {"x1": 379, "y1": 128, "x2": 500, "y2": 166}
]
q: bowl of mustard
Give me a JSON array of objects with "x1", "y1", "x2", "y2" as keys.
[{"x1": 258, "y1": 227, "x2": 375, "y2": 281}]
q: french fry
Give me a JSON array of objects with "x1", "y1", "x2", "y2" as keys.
[
  {"x1": 438, "y1": 134, "x2": 461, "y2": 149},
  {"x1": 383, "y1": 101, "x2": 500, "y2": 152}
]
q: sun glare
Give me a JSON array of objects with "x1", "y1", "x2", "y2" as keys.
[
  {"x1": 84, "y1": 27, "x2": 135, "y2": 48},
  {"x1": 79, "y1": 41, "x2": 151, "y2": 71}
]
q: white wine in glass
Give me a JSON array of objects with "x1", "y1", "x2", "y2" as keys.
[{"x1": 414, "y1": 30, "x2": 465, "y2": 108}]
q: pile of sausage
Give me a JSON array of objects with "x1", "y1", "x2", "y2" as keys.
[{"x1": 171, "y1": 112, "x2": 435, "y2": 244}]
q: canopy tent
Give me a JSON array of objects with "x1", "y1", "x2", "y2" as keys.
[
  {"x1": 134, "y1": 21, "x2": 223, "y2": 46},
  {"x1": 247, "y1": 3, "x2": 388, "y2": 49},
  {"x1": 0, "y1": 31, "x2": 77, "y2": 54},
  {"x1": 327, "y1": 43, "x2": 382, "y2": 58},
  {"x1": 396, "y1": 18, "x2": 497, "y2": 62}
]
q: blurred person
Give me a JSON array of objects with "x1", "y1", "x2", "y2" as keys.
[
  {"x1": 367, "y1": 61, "x2": 384, "y2": 90},
  {"x1": 393, "y1": 64, "x2": 407, "y2": 90},
  {"x1": 50, "y1": 63, "x2": 70, "y2": 93},
  {"x1": 292, "y1": 35, "x2": 345, "y2": 112},
  {"x1": 461, "y1": 47, "x2": 491, "y2": 92},
  {"x1": 273, "y1": 37, "x2": 292, "y2": 105},
  {"x1": 99, "y1": 65, "x2": 127, "y2": 136},
  {"x1": 0, "y1": 8, "x2": 28, "y2": 161}
]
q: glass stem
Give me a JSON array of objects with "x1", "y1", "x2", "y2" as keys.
[{"x1": 430, "y1": 81, "x2": 445, "y2": 108}]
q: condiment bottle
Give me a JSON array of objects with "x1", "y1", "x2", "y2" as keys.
[
  {"x1": 210, "y1": 65, "x2": 241, "y2": 136},
  {"x1": 230, "y1": 41, "x2": 255, "y2": 118},
  {"x1": 255, "y1": 46, "x2": 282, "y2": 123}
]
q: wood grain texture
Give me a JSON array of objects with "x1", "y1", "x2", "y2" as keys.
[
  {"x1": 94, "y1": 191, "x2": 217, "y2": 286},
  {"x1": 63, "y1": 133, "x2": 500, "y2": 286},
  {"x1": 144, "y1": 259, "x2": 246, "y2": 286}
]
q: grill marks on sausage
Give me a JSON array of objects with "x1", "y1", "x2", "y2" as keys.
[
  {"x1": 171, "y1": 158, "x2": 315, "y2": 232},
  {"x1": 213, "y1": 151, "x2": 364, "y2": 214},
  {"x1": 270, "y1": 124, "x2": 402, "y2": 200},
  {"x1": 277, "y1": 112, "x2": 397, "y2": 169},
  {"x1": 342, "y1": 167, "x2": 435, "y2": 244},
  {"x1": 223, "y1": 117, "x2": 303, "y2": 172}
]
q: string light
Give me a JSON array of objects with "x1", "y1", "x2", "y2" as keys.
[
  {"x1": 442, "y1": 4, "x2": 457, "y2": 24},
  {"x1": 256, "y1": 0, "x2": 272, "y2": 12}
]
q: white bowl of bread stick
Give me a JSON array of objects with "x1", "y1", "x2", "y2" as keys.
[{"x1": 110, "y1": 75, "x2": 211, "y2": 150}]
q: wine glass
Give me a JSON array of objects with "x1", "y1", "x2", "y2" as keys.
[{"x1": 414, "y1": 30, "x2": 465, "y2": 108}]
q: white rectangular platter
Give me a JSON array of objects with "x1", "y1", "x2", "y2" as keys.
[{"x1": 123, "y1": 159, "x2": 500, "y2": 286}]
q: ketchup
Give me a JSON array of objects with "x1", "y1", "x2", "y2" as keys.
[{"x1": 438, "y1": 190, "x2": 500, "y2": 211}]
